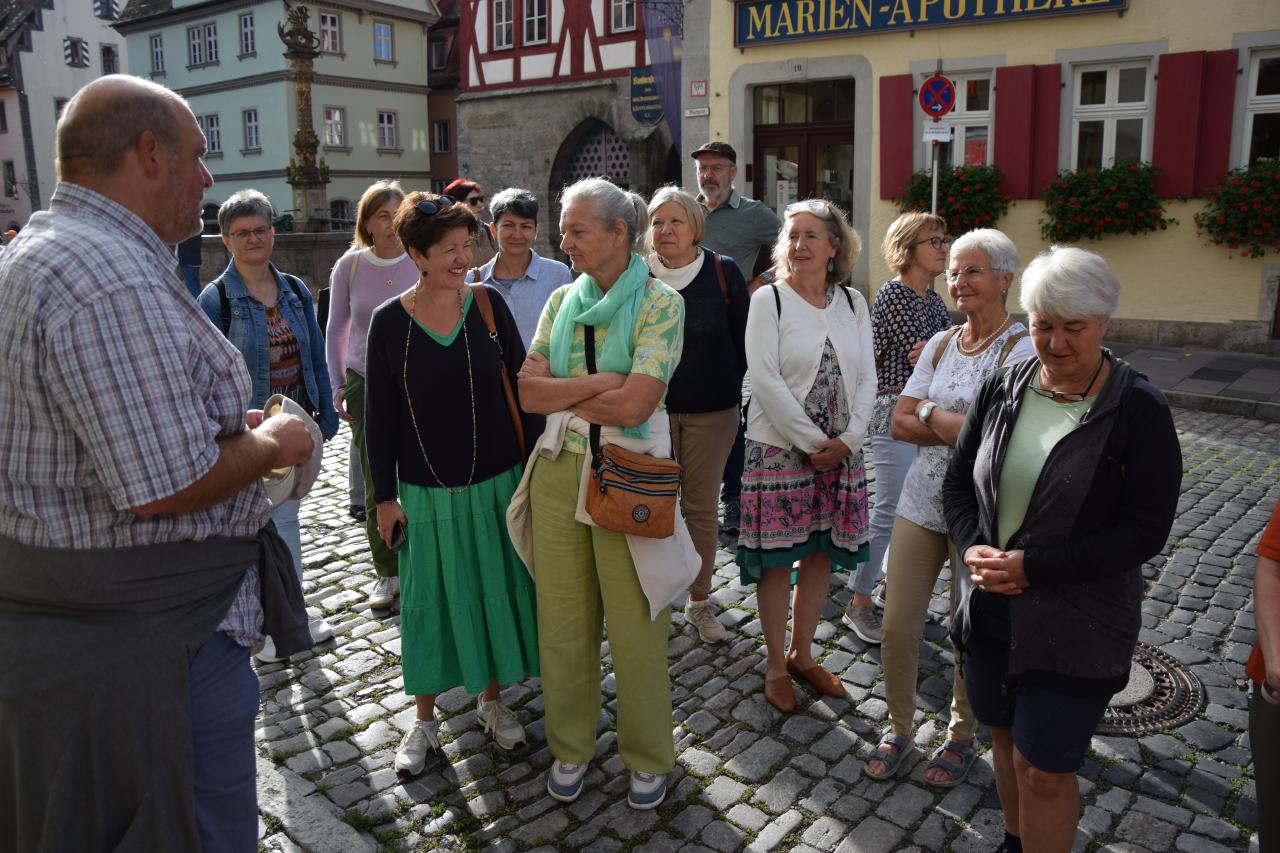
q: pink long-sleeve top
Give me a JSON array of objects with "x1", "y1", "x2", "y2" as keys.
[{"x1": 325, "y1": 248, "x2": 420, "y2": 389}]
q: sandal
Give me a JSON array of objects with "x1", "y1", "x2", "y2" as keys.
[
  {"x1": 785, "y1": 658, "x2": 845, "y2": 697},
  {"x1": 863, "y1": 732, "x2": 913, "y2": 780},
  {"x1": 763, "y1": 674, "x2": 796, "y2": 712},
  {"x1": 925, "y1": 739, "x2": 977, "y2": 788}
]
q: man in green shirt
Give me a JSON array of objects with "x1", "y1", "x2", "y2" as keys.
[{"x1": 692, "y1": 142, "x2": 782, "y2": 280}]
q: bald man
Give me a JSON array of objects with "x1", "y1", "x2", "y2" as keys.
[{"x1": 0, "y1": 75, "x2": 315, "y2": 851}]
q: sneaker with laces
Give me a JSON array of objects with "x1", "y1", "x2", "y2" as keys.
[
  {"x1": 684, "y1": 598, "x2": 727, "y2": 643},
  {"x1": 366, "y1": 576, "x2": 399, "y2": 609},
  {"x1": 841, "y1": 600, "x2": 884, "y2": 643},
  {"x1": 395, "y1": 719, "x2": 439, "y2": 779},
  {"x1": 872, "y1": 580, "x2": 887, "y2": 609},
  {"x1": 477, "y1": 696, "x2": 526, "y2": 750},
  {"x1": 628, "y1": 771, "x2": 667, "y2": 810},
  {"x1": 546, "y1": 760, "x2": 588, "y2": 802}
]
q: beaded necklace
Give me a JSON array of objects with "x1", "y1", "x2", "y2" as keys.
[
  {"x1": 955, "y1": 313, "x2": 1011, "y2": 356},
  {"x1": 403, "y1": 282, "x2": 477, "y2": 493}
]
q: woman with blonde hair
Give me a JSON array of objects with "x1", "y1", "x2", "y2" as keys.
[
  {"x1": 326, "y1": 180, "x2": 418, "y2": 610},
  {"x1": 738, "y1": 199, "x2": 876, "y2": 712}
]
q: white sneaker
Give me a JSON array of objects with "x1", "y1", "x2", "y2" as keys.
[
  {"x1": 684, "y1": 598, "x2": 727, "y2": 643},
  {"x1": 309, "y1": 618, "x2": 334, "y2": 644},
  {"x1": 546, "y1": 760, "x2": 588, "y2": 802},
  {"x1": 395, "y1": 719, "x2": 439, "y2": 779},
  {"x1": 367, "y1": 576, "x2": 399, "y2": 609},
  {"x1": 628, "y1": 771, "x2": 667, "y2": 810},
  {"x1": 254, "y1": 635, "x2": 284, "y2": 664},
  {"x1": 477, "y1": 695, "x2": 526, "y2": 750},
  {"x1": 872, "y1": 580, "x2": 887, "y2": 609}
]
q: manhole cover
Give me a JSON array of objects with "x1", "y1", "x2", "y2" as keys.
[{"x1": 1096, "y1": 641, "x2": 1204, "y2": 735}]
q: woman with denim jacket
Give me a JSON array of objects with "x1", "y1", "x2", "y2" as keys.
[{"x1": 199, "y1": 189, "x2": 338, "y2": 662}]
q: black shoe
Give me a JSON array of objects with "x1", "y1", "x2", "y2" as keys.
[
  {"x1": 720, "y1": 500, "x2": 740, "y2": 536},
  {"x1": 348, "y1": 505, "x2": 366, "y2": 522}
]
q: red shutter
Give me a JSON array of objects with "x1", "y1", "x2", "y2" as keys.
[
  {"x1": 1031, "y1": 63, "x2": 1061, "y2": 196},
  {"x1": 1153, "y1": 52, "x2": 1207, "y2": 198},
  {"x1": 879, "y1": 74, "x2": 914, "y2": 201},
  {"x1": 1194, "y1": 49, "x2": 1238, "y2": 196},
  {"x1": 994, "y1": 65, "x2": 1035, "y2": 199}
]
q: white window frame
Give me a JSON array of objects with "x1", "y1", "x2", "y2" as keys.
[
  {"x1": 205, "y1": 23, "x2": 219, "y2": 62},
  {"x1": 187, "y1": 22, "x2": 218, "y2": 66},
  {"x1": 3, "y1": 160, "x2": 16, "y2": 197},
  {"x1": 324, "y1": 106, "x2": 346, "y2": 147},
  {"x1": 242, "y1": 108, "x2": 259, "y2": 151},
  {"x1": 1070, "y1": 61, "x2": 1153, "y2": 170},
  {"x1": 149, "y1": 33, "x2": 164, "y2": 74},
  {"x1": 492, "y1": 0, "x2": 513, "y2": 50},
  {"x1": 377, "y1": 110, "x2": 398, "y2": 150},
  {"x1": 329, "y1": 199, "x2": 352, "y2": 230},
  {"x1": 197, "y1": 113, "x2": 221, "y2": 154},
  {"x1": 523, "y1": 0, "x2": 547, "y2": 45},
  {"x1": 611, "y1": 0, "x2": 636, "y2": 33},
  {"x1": 432, "y1": 119, "x2": 450, "y2": 153},
  {"x1": 238, "y1": 13, "x2": 255, "y2": 56},
  {"x1": 319, "y1": 11, "x2": 342, "y2": 53},
  {"x1": 373, "y1": 21, "x2": 394, "y2": 62},
  {"x1": 921, "y1": 72, "x2": 994, "y2": 171},
  {"x1": 1244, "y1": 48, "x2": 1280, "y2": 166}
]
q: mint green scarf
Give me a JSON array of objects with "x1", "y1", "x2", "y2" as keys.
[{"x1": 549, "y1": 252, "x2": 651, "y2": 437}]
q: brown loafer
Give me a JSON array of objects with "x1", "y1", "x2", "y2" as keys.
[
  {"x1": 786, "y1": 659, "x2": 845, "y2": 697},
  {"x1": 763, "y1": 674, "x2": 796, "y2": 711}
]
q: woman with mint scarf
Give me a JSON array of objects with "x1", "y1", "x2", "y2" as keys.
[{"x1": 514, "y1": 177, "x2": 690, "y2": 812}]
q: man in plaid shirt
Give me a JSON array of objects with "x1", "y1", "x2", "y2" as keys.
[{"x1": 0, "y1": 76, "x2": 315, "y2": 851}]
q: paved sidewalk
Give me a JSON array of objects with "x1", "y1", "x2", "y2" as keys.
[
  {"x1": 1108, "y1": 340, "x2": 1280, "y2": 421},
  {"x1": 255, "y1": 408, "x2": 1277, "y2": 853}
]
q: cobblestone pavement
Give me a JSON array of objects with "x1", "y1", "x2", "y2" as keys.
[{"x1": 255, "y1": 409, "x2": 1279, "y2": 853}]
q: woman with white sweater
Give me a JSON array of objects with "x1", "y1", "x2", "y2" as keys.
[{"x1": 737, "y1": 199, "x2": 876, "y2": 712}]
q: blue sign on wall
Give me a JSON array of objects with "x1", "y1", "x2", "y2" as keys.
[
  {"x1": 631, "y1": 66, "x2": 665, "y2": 126},
  {"x1": 735, "y1": 0, "x2": 1129, "y2": 47}
]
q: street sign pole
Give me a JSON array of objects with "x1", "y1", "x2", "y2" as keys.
[
  {"x1": 918, "y1": 66, "x2": 955, "y2": 219},
  {"x1": 931, "y1": 134, "x2": 939, "y2": 215}
]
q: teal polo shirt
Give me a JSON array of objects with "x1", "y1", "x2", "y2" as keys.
[{"x1": 699, "y1": 189, "x2": 783, "y2": 279}]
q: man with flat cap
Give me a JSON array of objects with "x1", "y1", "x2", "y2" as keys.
[{"x1": 0, "y1": 75, "x2": 314, "y2": 852}]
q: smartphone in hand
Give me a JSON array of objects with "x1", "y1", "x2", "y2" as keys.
[{"x1": 389, "y1": 520, "x2": 407, "y2": 552}]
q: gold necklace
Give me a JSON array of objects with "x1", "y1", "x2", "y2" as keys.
[
  {"x1": 956, "y1": 313, "x2": 1011, "y2": 355},
  {"x1": 403, "y1": 283, "x2": 477, "y2": 494}
]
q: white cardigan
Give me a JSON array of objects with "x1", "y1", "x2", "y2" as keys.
[{"x1": 745, "y1": 281, "x2": 877, "y2": 455}]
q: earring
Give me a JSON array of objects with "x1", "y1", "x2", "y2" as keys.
[{"x1": 827, "y1": 259, "x2": 834, "y2": 272}]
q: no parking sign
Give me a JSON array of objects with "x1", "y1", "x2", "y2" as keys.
[{"x1": 918, "y1": 73, "x2": 956, "y2": 118}]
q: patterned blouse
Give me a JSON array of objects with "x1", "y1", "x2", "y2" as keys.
[
  {"x1": 868, "y1": 280, "x2": 952, "y2": 436},
  {"x1": 266, "y1": 305, "x2": 306, "y2": 407}
]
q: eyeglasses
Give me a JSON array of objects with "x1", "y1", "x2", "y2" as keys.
[
  {"x1": 1029, "y1": 356, "x2": 1106, "y2": 404},
  {"x1": 914, "y1": 236, "x2": 952, "y2": 251},
  {"x1": 466, "y1": 195, "x2": 486, "y2": 206},
  {"x1": 944, "y1": 265, "x2": 989, "y2": 282},
  {"x1": 229, "y1": 226, "x2": 271, "y2": 241},
  {"x1": 415, "y1": 197, "x2": 455, "y2": 216},
  {"x1": 786, "y1": 199, "x2": 834, "y2": 219},
  {"x1": 696, "y1": 163, "x2": 731, "y2": 175}
]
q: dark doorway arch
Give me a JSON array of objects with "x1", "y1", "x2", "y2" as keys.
[{"x1": 547, "y1": 117, "x2": 632, "y2": 261}]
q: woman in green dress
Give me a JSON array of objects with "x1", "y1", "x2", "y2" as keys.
[{"x1": 364, "y1": 192, "x2": 541, "y2": 778}]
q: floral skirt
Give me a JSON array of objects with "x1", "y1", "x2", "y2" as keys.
[{"x1": 735, "y1": 440, "x2": 870, "y2": 584}]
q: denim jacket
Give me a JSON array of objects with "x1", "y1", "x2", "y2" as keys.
[{"x1": 198, "y1": 261, "x2": 338, "y2": 439}]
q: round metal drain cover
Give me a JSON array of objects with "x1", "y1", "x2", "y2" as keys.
[{"x1": 1096, "y1": 641, "x2": 1204, "y2": 735}]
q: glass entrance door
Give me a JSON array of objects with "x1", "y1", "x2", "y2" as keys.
[{"x1": 751, "y1": 79, "x2": 856, "y2": 217}]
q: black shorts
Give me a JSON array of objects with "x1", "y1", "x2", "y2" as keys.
[{"x1": 963, "y1": 630, "x2": 1113, "y2": 774}]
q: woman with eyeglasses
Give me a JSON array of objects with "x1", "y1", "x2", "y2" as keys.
[
  {"x1": 737, "y1": 199, "x2": 875, "y2": 712},
  {"x1": 444, "y1": 178, "x2": 498, "y2": 268},
  {"x1": 943, "y1": 246, "x2": 1180, "y2": 853},
  {"x1": 841, "y1": 212, "x2": 953, "y2": 643},
  {"x1": 199, "y1": 189, "x2": 338, "y2": 661},
  {"x1": 865, "y1": 228, "x2": 1034, "y2": 787},
  {"x1": 363, "y1": 192, "x2": 541, "y2": 778}
]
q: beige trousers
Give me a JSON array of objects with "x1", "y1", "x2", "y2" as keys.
[
  {"x1": 880, "y1": 515, "x2": 977, "y2": 742},
  {"x1": 669, "y1": 407, "x2": 741, "y2": 598}
]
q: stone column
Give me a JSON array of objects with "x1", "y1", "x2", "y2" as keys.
[{"x1": 279, "y1": 4, "x2": 330, "y2": 233}]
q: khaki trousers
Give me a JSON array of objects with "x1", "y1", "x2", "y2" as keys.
[
  {"x1": 670, "y1": 407, "x2": 741, "y2": 598},
  {"x1": 344, "y1": 370, "x2": 398, "y2": 578},
  {"x1": 880, "y1": 515, "x2": 976, "y2": 742}
]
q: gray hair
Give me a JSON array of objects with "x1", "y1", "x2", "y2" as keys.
[
  {"x1": 56, "y1": 74, "x2": 189, "y2": 180},
  {"x1": 560, "y1": 177, "x2": 648, "y2": 249},
  {"x1": 1020, "y1": 245, "x2": 1120, "y2": 319},
  {"x1": 490, "y1": 187, "x2": 539, "y2": 223},
  {"x1": 218, "y1": 189, "x2": 275, "y2": 234},
  {"x1": 645, "y1": 185, "x2": 705, "y2": 251},
  {"x1": 771, "y1": 199, "x2": 861, "y2": 286},
  {"x1": 950, "y1": 228, "x2": 1020, "y2": 277}
]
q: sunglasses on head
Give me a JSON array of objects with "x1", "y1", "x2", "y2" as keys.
[
  {"x1": 787, "y1": 199, "x2": 834, "y2": 219},
  {"x1": 414, "y1": 197, "x2": 454, "y2": 216}
]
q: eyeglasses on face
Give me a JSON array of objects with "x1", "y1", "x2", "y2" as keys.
[
  {"x1": 229, "y1": 226, "x2": 272, "y2": 241},
  {"x1": 466, "y1": 195, "x2": 486, "y2": 206},
  {"x1": 415, "y1": 197, "x2": 455, "y2": 216},
  {"x1": 786, "y1": 199, "x2": 834, "y2": 219},
  {"x1": 914, "y1": 236, "x2": 952, "y2": 251},
  {"x1": 696, "y1": 163, "x2": 730, "y2": 175},
  {"x1": 944, "y1": 265, "x2": 989, "y2": 282}
]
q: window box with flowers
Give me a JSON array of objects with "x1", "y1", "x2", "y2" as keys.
[
  {"x1": 1039, "y1": 162, "x2": 1174, "y2": 243},
  {"x1": 896, "y1": 165, "x2": 1010, "y2": 236},
  {"x1": 1194, "y1": 159, "x2": 1280, "y2": 259}
]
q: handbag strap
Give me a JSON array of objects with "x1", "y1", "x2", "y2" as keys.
[
  {"x1": 584, "y1": 323, "x2": 602, "y2": 468},
  {"x1": 470, "y1": 284, "x2": 527, "y2": 458},
  {"x1": 712, "y1": 252, "x2": 729, "y2": 305},
  {"x1": 932, "y1": 325, "x2": 964, "y2": 370}
]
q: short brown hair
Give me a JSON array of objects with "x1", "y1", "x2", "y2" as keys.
[
  {"x1": 352, "y1": 180, "x2": 405, "y2": 249},
  {"x1": 394, "y1": 191, "x2": 478, "y2": 256},
  {"x1": 882, "y1": 212, "x2": 947, "y2": 276}
]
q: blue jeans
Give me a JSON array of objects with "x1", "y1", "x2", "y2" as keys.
[
  {"x1": 190, "y1": 631, "x2": 259, "y2": 852},
  {"x1": 271, "y1": 499, "x2": 301, "y2": 577},
  {"x1": 850, "y1": 434, "x2": 917, "y2": 596}
]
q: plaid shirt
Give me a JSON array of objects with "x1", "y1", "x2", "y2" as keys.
[{"x1": 0, "y1": 183, "x2": 270, "y2": 643}]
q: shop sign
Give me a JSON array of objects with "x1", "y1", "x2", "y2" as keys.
[
  {"x1": 631, "y1": 66, "x2": 664, "y2": 126},
  {"x1": 735, "y1": 0, "x2": 1128, "y2": 47}
]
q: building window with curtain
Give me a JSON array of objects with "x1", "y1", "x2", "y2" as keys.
[
  {"x1": 524, "y1": 0, "x2": 547, "y2": 45},
  {"x1": 1071, "y1": 61, "x2": 1152, "y2": 170},
  {"x1": 1245, "y1": 49, "x2": 1280, "y2": 165},
  {"x1": 492, "y1": 0, "x2": 513, "y2": 49},
  {"x1": 324, "y1": 106, "x2": 347, "y2": 147},
  {"x1": 373, "y1": 21, "x2": 394, "y2": 62},
  {"x1": 377, "y1": 111, "x2": 398, "y2": 150},
  {"x1": 319, "y1": 12, "x2": 341, "y2": 53},
  {"x1": 611, "y1": 0, "x2": 635, "y2": 33}
]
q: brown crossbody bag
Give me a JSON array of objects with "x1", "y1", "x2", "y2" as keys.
[
  {"x1": 582, "y1": 321, "x2": 682, "y2": 538},
  {"x1": 470, "y1": 284, "x2": 527, "y2": 458}
]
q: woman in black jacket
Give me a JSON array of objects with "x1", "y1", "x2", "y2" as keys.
[{"x1": 942, "y1": 246, "x2": 1181, "y2": 853}]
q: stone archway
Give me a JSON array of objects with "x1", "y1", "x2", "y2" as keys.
[{"x1": 547, "y1": 117, "x2": 633, "y2": 261}]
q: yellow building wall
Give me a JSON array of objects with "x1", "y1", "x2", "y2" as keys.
[{"x1": 706, "y1": 0, "x2": 1280, "y2": 333}]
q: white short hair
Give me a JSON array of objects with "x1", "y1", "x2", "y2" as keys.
[
  {"x1": 950, "y1": 228, "x2": 1019, "y2": 277},
  {"x1": 1020, "y1": 245, "x2": 1120, "y2": 319}
]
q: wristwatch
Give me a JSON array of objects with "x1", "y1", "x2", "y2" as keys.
[{"x1": 916, "y1": 400, "x2": 938, "y2": 424}]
